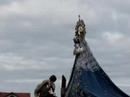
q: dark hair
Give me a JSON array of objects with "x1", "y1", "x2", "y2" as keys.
[{"x1": 49, "y1": 75, "x2": 57, "y2": 82}]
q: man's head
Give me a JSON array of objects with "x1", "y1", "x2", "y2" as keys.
[{"x1": 49, "y1": 75, "x2": 57, "y2": 82}]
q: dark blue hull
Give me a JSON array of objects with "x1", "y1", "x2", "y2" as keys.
[{"x1": 65, "y1": 41, "x2": 129, "y2": 97}]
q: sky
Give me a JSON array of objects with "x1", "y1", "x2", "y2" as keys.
[{"x1": 0, "y1": 0, "x2": 130, "y2": 97}]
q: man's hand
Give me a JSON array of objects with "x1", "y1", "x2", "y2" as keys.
[{"x1": 48, "y1": 81, "x2": 52, "y2": 88}]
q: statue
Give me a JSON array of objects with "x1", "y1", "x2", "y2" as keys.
[
  {"x1": 73, "y1": 15, "x2": 86, "y2": 55},
  {"x1": 61, "y1": 16, "x2": 129, "y2": 97}
]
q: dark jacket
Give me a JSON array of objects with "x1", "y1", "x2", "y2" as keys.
[{"x1": 34, "y1": 80, "x2": 55, "y2": 97}]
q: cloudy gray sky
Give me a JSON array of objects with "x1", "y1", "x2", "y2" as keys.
[{"x1": 0, "y1": 0, "x2": 130, "y2": 96}]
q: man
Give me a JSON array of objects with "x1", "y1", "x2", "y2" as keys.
[{"x1": 34, "y1": 75, "x2": 57, "y2": 97}]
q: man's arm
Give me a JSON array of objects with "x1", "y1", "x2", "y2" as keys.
[{"x1": 51, "y1": 83, "x2": 55, "y2": 92}]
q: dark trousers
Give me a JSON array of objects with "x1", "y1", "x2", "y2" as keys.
[
  {"x1": 40, "y1": 93, "x2": 56, "y2": 97},
  {"x1": 46, "y1": 94, "x2": 56, "y2": 97}
]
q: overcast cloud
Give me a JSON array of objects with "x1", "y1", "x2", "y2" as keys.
[{"x1": 0, "y1": 0, "x2": 130, "y2": 96}]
